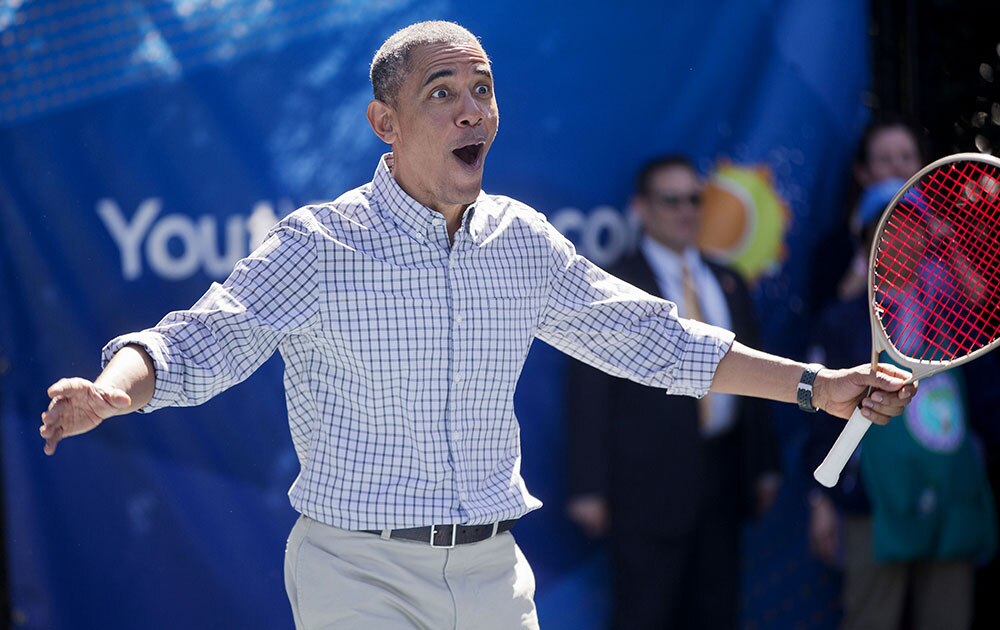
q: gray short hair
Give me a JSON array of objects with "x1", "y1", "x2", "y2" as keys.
[{"x1": 370, "y1": 21, "x2": 484, "y2": 105}]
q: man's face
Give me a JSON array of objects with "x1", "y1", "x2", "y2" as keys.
[
  {"x1": 860, "y1": 126, "x2": 921, "y2": 185},
  {"x1": 377, "y1": 41, "x2": 498, "y2": 213},
  {"x1": 634, "y1": 165, "x2": 703, "y2": 253}
]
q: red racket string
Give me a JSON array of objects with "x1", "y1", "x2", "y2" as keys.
[
  {"x1": 931, "y1": 162, "x2": 1000, "y2": 328},
  {"x1": 875, "y1": 209, "x2": 962, "y2": 360},
  {"x1": 935, "y1": 163, "x2": 1000, "y2": 274},
  {"x1": 877, "y1": 201, "x2": 996, "y2": 359},
  {"x1": 871, "y1": 159, "x2": 1000, "y2": 362}
]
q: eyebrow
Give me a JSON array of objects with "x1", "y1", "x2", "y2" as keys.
[
  {"x1": 421, "y1": 66, "x2": 493, "y2": 87},
  {"x1": 422, "y1": 69, "x2": 453, "y2": 87}
]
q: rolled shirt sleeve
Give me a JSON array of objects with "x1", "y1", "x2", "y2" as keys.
[
  {"x1": 102, "y1": 330, "x2": 180, "y2": 413},
  {"x1": 534, "y1": 215, "x2": 734, "y2": 397},
  {"x1": 101, "y1": 214, "x2": 320, "y2": 413}
]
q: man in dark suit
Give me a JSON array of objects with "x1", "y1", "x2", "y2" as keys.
[{"x1": 565, "y1": 155, "x2": 782, "y2": 630}]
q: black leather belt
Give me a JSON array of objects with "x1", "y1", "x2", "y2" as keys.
[{"x1": 364, "y1": 520, "x2": 517, "y2": 548}]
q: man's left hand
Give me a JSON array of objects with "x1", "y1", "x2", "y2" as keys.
[{"x1": 813, "y1": 363, "x2": 916, "y2": 423}]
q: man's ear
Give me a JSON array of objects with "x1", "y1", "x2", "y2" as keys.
[
  {"x1": 367, "y1": 99, "x2": 398, "y2": 145},
  {"x1": 630, "y1": 194, "x2": 650, "y2": 225}
]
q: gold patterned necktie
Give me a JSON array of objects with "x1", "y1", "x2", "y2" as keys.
[{"x1": 682, "y1": 259, "x2": 713, "y2": 431}]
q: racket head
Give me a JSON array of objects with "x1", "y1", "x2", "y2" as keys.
[{"x1": 866, "y1": 152, "x2": 1000, "y2": 382}]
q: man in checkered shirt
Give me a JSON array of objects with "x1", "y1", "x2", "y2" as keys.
[{"x1": 42, "y1": 21, "x2": 916, "y2": 629}]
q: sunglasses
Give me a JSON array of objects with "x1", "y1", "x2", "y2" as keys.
[{"x1": 648, "y1": 192, "x2": 702, "y2": 209}]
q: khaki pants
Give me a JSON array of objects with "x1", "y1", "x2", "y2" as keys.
[
  {"x1": 842, "y1": 515, "x2": 973, "y2": 630},
  {"x1": 284, "y1": 515, "x2": 539, "y2": 629}
]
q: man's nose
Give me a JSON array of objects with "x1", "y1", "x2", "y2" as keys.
[{"x1": 457, "y1": 90, "x2": 484, "y2": 127}]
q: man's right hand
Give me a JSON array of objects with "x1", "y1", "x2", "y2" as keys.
[
  {"x1": 808, "y1": 491, "x2": 840, "y2": 565},
  {"x1": 41, "y1": 378, "x2": 132, "y2": 456},
  {"x1": 566, "y1": 495, "x2": 610, "y2": 538}
]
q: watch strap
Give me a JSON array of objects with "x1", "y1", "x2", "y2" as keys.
[{"x1": 797, "y1": 363, "x2": 824, "y2": 413}]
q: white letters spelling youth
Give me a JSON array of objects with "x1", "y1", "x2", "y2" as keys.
[
  {"x1": 97, "y1": 198, "x2": 287, "y2": 281},
  {"x1": 97, "y1": 199, "x2": 637, "y2": 281}
]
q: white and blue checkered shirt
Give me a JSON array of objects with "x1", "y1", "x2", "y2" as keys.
[{"x1": 103, "y1": 154, "x2": 735, "y2": 530}]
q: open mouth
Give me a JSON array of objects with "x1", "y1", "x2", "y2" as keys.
[{"x1": 452, "y1": 142, "x2": 484, "y2": 167}]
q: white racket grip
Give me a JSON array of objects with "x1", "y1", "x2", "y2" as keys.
[{"x1": 813, "y1": 407, "x2": 873, "y2": 488}]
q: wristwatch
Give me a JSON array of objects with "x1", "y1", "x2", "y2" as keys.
[{"x1": 797, "y1": 363, "x2": 825, "y2": 413}]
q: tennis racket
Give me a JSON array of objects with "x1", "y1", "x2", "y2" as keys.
[{"x1": 814, "y1": 152, "x2": 1000, "y2": 488}]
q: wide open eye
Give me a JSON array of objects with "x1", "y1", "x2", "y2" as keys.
[
  {"x1": 475, "y1": 84, "x2": 491, "y2": 96},
  {"x1": 431, "y1": 88, "x2": 448, "y2": 99}
]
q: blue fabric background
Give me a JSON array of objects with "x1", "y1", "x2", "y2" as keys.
[{"x1": 0, "y1": 1, "x2": 868, "y2": 627}]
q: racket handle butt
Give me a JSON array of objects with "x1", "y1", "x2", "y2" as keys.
[
  {"x1": 812, "y1": 408, "x2": 873, "y2": 488},
  {"x1": 813, "y1": 466, "x2": 840, "y2": 489}
]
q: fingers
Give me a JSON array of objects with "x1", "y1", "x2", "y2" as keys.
[
  {"x1": 868, "y1": 364, "x2": 917, "y2": 397},
  {"x1": 866, "y1": 363, "x2": 913, "y2": 391},
  {"x1": 40, "y1": 398, "x2": 69, "y2": 455},
  {"x1": 41, "y1": 424, "x2": 64, "y2": 456},
  {"x1": 860, "y1": 365, "x2": 917, "y2": 424},
  {"x1": 859, "y1": 389, "x2": 911, "y2": 425},
  {"x1": 875, "y1": 362, "x2": 912, "y2": 381},
  {"x1": 41, "y1": 378, "x2": 122, "y2": 456},
  {"x1": 42, "y1": 396, "x2": 65, "y2": 428},
  {"x1": 40, "y1": 402, "x2": 65, "y2": 455},
  {"x1": 47, "y1": 377, "x2": 93, "y2": 399}
]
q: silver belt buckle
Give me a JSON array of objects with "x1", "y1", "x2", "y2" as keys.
[{"x1": 430, "y1": 524, "x2": 456, "y2": 549}]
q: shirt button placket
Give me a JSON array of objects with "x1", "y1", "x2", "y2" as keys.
[{"x1": 445, "y1": 230, "x2": 466, "y2": 510}]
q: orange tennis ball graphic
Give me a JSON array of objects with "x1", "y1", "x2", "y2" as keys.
[{"x1": 698, "y1": 163, "x2": 790, "y2": 281}]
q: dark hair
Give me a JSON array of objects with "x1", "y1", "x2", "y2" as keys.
[
  {"x1": 854, "y1": 114, "x2": 927, "y2": 167},
  {"x1": 634, "y1": 155, "x2": 698, "y2": 196},
  {"x1": 370, "y1": 21, "x2": 484, "y2": 106}
]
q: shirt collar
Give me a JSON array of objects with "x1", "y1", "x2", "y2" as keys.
[
  {"x1": 640, "y1": 236, "x2": 701, "y2": 279},
  {"x1": 371, "y1": 153, "x2": 487, "y2": 244}
]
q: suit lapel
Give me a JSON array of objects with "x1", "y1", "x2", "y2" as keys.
[
  {"x1": 627, "y1": 251, "x2": 745, "y2": 331},
  {"x1": 629, "y1": 253, "x2": 665, "y2": 299}
]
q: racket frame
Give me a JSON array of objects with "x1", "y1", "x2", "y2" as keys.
[
  {"x1": 865, "y1": 151, "x2": 1000, "y2": 383},
  {"x1": 814, "y1": 152, "x2": 1000, "y2": 488}
]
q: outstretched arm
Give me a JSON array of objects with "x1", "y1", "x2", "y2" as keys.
[
  {"x1": 711, "y1": 341, "x2": 915, "y2": 424},
  {"x1": 40, "y1": 217, "x2": 321, "y2": 456},
  {"x1": 40, "y1": 344, "x2": 155, "y2": 455}
]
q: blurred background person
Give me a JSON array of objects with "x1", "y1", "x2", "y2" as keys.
[
  {"x1": 808, "y1": 116, "x2": 926, "y2": 319},
  {"x1": 564, "y1": 155, "x2": 782, "y2": 630},
  {"x1": 804, "y1": 176, "x2": 998, "y2": 630}
]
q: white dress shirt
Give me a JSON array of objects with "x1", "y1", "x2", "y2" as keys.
[{"x1": 103, "y1": 154, "x2": 735, "y2": 530}]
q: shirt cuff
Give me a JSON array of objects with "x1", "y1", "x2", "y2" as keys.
[
  {"x1": 666, "y1": 318, "x2": 735, "y2": 398},
  {"x1": 101, "y1": 331, "x2": 178, "y2": 413}
]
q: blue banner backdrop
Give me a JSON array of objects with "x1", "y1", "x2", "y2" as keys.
[{"x1": 0, "y1": 1, "x2": 869, "y2": 628}]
